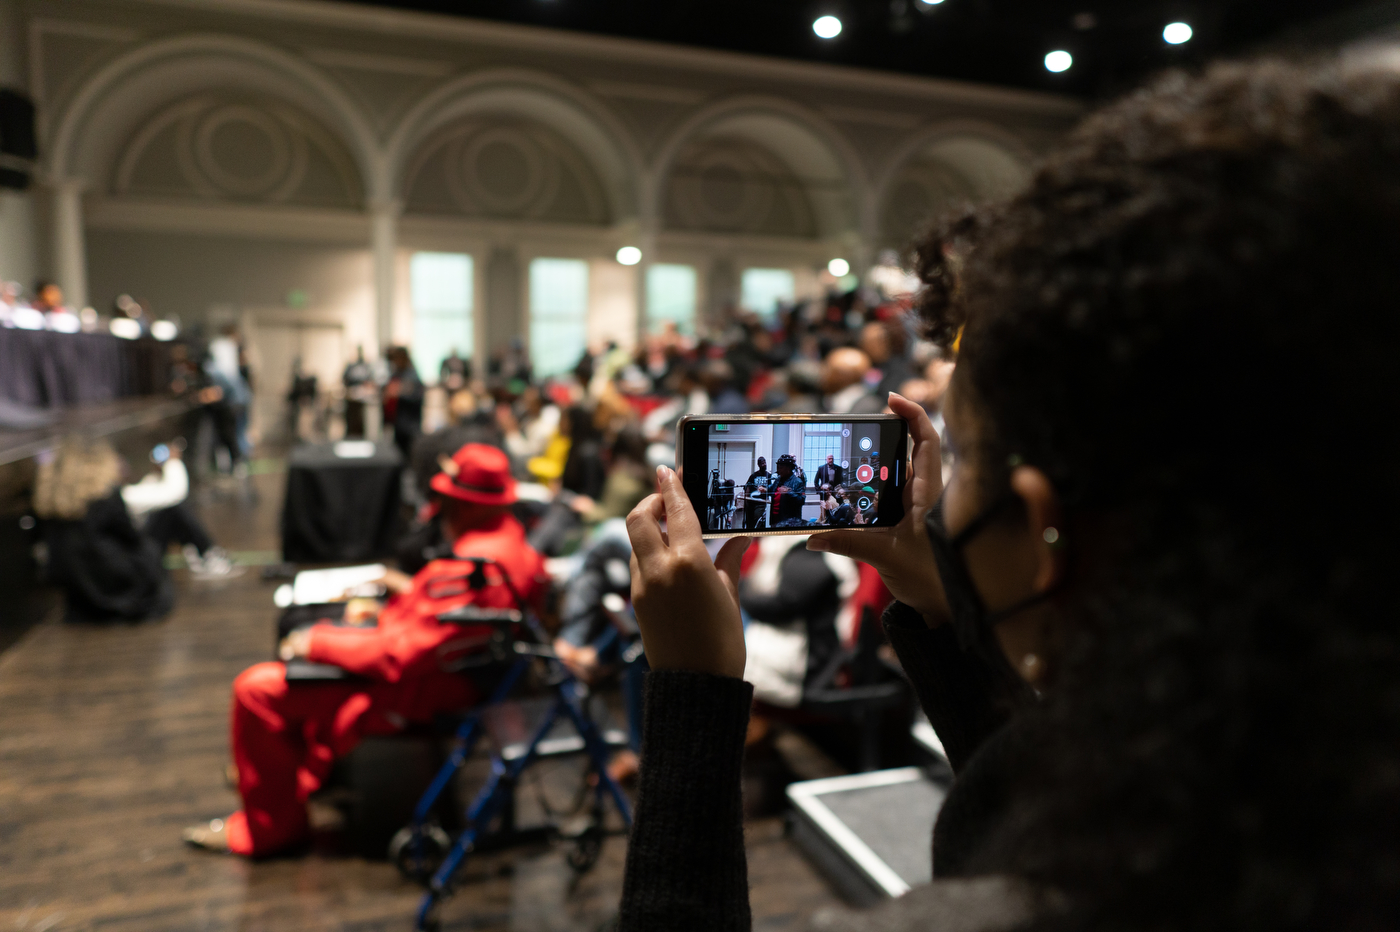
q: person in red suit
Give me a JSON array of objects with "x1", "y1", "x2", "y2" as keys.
[{"x1": 183, "y1": 443, "x2": 546, "y2": 856}]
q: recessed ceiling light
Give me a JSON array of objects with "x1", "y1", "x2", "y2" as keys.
[
  {"x1": 828, "y1": 258, "x2": 851, "y2": 277},
  {"x1": 813, "y1": 15, "x2": 843, "y2": 39},
  {"x1": 1163, "y1": 22, "x2": 1193, "y2": 45},
  {"x1": 1045, "y1": 50, "x2": 1073, "y2": 73},
  {"x1": 616, "y1": 246, "x2": 642, "y2": 265},
  {"x1": 916, "y1": 0, "x2": 945, "y2": 6}
]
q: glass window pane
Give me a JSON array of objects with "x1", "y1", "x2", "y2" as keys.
[
  {"x1": 647, "y1": 264, "x2": 697, "y2": 334},
  {"x1": 740, "y1": 268, "x2": 795, "y2": 320},
  {"x1": 802, "y1": 424, "x2": 847, "y2": 483},
  {"x1": 529, "y1": 258, "x2": 590, "y2": 377},
  {"x1": 410, "y1": 252, "x2": 473, "y2": 384}
]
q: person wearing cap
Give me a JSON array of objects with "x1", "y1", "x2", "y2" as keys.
[
  {"x1": 851, "y1": 485, "x2": 879, "y2": 526},
  {"x1": 184, "y1": 444, "x2": 546, "y2": 856},
  {"x1": 769, "y1": 453, "x2": 807, "y2": 526}
]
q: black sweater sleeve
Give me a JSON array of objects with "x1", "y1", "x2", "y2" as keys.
[
  {"x1": 619, "y1": 670, "x2": 755, "y2": 932},
  {"x1": 881, "y1": 602, "x2": 1027, "y2": 774}
]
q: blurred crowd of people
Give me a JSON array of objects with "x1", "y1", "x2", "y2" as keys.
[{"x1": 380, "y1": 285, "x2": 953, "y2": 546}]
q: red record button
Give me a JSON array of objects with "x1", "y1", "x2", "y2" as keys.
[
  {"x1": 880, "y1": 466, "x2": 889, "y2": 481},
  {"x1": 855, "y1": 464, "x2": 875, "y2": 484}
]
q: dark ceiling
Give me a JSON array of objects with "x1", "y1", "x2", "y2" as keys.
[{"x1": 337, "y1": 0, "x2": 1380, "y2": 98}]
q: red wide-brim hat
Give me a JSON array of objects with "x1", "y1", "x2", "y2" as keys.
[{"x1": 429, "y1": 442, "x2": 517, "y2": 506}]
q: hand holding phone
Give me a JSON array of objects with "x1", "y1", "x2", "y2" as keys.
[
  {"x1": 806, "y1": 393, "x2": 952, "y2": 628},
  {"x1": 625, "y1": 467, "x2": 751, "y2": 679}
]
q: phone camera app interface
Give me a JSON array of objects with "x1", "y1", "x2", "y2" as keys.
[{"x1": 704, "y1": 421, "x2": 887, "y2": 532}]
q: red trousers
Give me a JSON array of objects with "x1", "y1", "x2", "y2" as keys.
[{"x1": 225, "y1": 662, "x2": 476, "y2": 856}]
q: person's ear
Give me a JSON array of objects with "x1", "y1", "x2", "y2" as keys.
[{"x1": 1009, "y1": 465, "x2": 1064, "y2": 595}]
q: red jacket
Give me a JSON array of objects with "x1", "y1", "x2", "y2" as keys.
[{"x1": 306, "y1": 514, "x2": 546, "y2": 683}]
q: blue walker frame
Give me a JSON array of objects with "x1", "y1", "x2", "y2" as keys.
[{"x1": 394, "y1": 557, "x2": 634, "y2": 931}]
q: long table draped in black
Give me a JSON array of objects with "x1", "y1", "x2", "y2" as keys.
[
  {"x1": 281, "y1": 442, "x2": 403, "y2": 563},
  {"x1": 0, "y1": 328, "x2": 176, "y2": 406}
]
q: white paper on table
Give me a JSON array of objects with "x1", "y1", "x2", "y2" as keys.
[
  {"x1": 290, "y1": 564, "x2": 386, "y2": 605},
  {"x1": 333, "y1": 440, "x2": 377, "y2": 458}
]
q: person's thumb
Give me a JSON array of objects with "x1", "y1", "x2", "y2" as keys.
[
  {"x1": 714, "y1": 536, "x2": 751, "y2": 594},
  {"x1": 656, "y1": 465, "x2": 701, "y2": 536},
  {"x1": 806, "y1": 530, "x2": 893, "y2": 567}
]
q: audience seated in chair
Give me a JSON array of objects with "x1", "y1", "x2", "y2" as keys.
[
  {"x1": 183, "y1": 443, "x2": 547, "y2": 856},
  {"x1": 738, "y1": 534, "x2": 859, "y2": 709}
]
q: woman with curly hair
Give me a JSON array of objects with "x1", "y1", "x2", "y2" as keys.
[{"x1": 618, "y1": 55, "x2": 1400, "y2": 932}]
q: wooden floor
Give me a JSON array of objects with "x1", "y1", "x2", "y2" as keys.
[{"x1": 0, "y1": 467, "x2": 842, "y2": 931}]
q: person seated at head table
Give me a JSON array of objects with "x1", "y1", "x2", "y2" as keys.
[{"x1": 183, "y1": 443, "x2": 547, "y2": 856}]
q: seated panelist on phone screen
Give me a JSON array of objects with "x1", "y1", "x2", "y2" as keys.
[{"x1": 678, "y1": 414, "x2": 908, "y2": 537}]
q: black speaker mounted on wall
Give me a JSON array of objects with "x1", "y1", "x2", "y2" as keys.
[{"x1": 0, "y1": 89, "x2": 37, "y2": 191}]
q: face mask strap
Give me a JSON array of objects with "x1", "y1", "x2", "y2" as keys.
[
  {"x1": 927, "y1": 488, "x2": 1060, "y2": 651},
  {"x1": 948, "y1": 488, "x2": 1019, "y2": 548}
]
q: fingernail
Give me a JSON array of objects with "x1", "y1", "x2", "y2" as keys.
[
  {"x1": 806, "y1": 537, "x2": 830, "y2": 551},
  {"x1": 656, "y1": 465, "x2": 670, "y2": 481}
]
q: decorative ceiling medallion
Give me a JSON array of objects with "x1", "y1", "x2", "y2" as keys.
[
  {"x1": 450, "y1": 125, "x2": 558, "y2": 216},
  {"x1": 881, "y1": 161, "x2": 973, "y2": 245},
  {"x1": 190, "y1": 104, "x2": 308, "y2": 200},
  {"x1": 404, "y1": 117, "x2": 607, "y2": 223},
  {"x1": 665, "y1": 136, "x2": 812, "y2": 237},
  {"x1": 115, "y1": 94, "x2": 361, "y2": 207}
]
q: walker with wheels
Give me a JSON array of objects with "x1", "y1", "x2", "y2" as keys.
[{"x1": 386, "y1": 556, "x2": 634, "y2": 932}]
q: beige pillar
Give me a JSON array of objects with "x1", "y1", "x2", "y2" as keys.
[
  {"x1": 633, "y1": 176, "x2": 659, "y2": 342},
  {"x1": 370, "y1": 200, "x2": 400, "y2": 352},
  {"x1": 52, "y1": 179, "x2": 87, "y2": 310}
]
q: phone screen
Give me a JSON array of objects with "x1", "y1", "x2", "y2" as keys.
[{"x1": 681, "y1": 415, "x2": 908, "y2": 537}]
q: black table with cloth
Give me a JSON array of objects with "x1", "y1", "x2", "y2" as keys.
[
  {"x1": 0, "y1": 328, "x2": 177, "y2": 406},
  {"x1": 281, "y1": 442, "x2": 403, "y2": 563}
]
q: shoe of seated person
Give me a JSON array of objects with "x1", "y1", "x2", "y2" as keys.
[
  {"x1": 183, "y1": 818, "x2": 231, "y2": 852},
  {"x1": 189, "y1": 547, "x2": 246, "y2": 580},
  {"x1": 182, "y1": 543, "x2": 205, "y2": 574}
]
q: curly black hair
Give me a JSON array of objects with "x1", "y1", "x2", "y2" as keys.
[{"x1": 911, "y1": 58, "x2": 1400, "y2": 930}]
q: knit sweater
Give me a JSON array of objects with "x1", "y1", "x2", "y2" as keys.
[{"x1": 617, "y1": 602, "x2": 1045, "y2": 932}]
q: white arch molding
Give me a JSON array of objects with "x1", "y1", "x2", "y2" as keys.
[
  {"x1": 646, "y1": 96, "x2": 873, "y2": 332},
  {"x1": 385, "y1": 68, "x2": 643, "y2": 222},
  {"x1": 649, "y1": 95, "x2": 872, "y2": 238},
  {"x1": 873, "y1": 119, "x2": 1035, "y2": 246},
  {"x1": 48, "y1": 33, "x2": 381, "y2": 195},
  {"x1": 45, "y1": 33, "x2": 385, "y2": 339}
]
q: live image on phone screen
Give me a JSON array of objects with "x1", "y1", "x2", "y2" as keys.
[{"x1": 703, "y1": 421, "x2": 891, "y2": 532}]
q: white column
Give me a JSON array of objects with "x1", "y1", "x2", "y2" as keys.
[
  {"x1": 633, "y1": 175, "x2": 659, "y2": 343},
  {"x1": 855, "y1": 197, "x2": 881, "y2": 284},
  {"x1": 52, "y1": 179, "x2": 88, "y2": 310},
  {"x1": 0, "y1": 0, "x2": 37, "y2": 289},
  {"x1": 370, "y1": 199, "x2": 400, "y2": 353}
]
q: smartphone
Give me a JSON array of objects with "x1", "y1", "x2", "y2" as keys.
[{"x1": 678, "y1": 414, "x2": 909, "y2": 538}]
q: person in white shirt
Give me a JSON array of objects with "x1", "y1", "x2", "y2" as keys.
[{"x1": 122, "y1": 442, "x2": 242, "y2": 579}]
